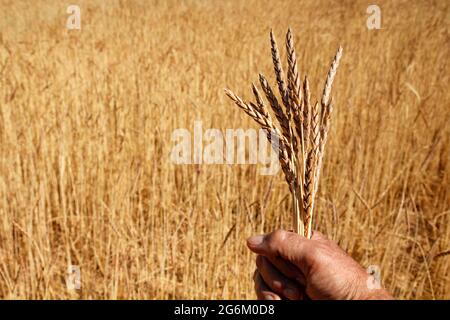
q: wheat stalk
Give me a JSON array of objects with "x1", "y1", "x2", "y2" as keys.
[
  {"x1": 225, "y1": 29, "x2": 342, "y2": 238},
  {"x1": 314, "y1": 99, "x2": 333, "y2": 195},
  {"x1": 305, "y1": 101, "x2": 321, "y2": 238},
  {"x1": 302, "y1": 76, "x2": 311, "y2": 154}
]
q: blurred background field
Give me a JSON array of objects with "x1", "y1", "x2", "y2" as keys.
[{"x1": 0, "y1": 0, "x2": 448, "y2": 299}]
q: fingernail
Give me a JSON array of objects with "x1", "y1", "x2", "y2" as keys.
[
  {"x1": 284, "y1": 287, "x2": 299, "y2": 300},
  {"x1": 264, "y1": 294, "x2": 274, "y2": 300},
  {"x1": 247, "y1": 235, "x2": 264, "y2": 247}
]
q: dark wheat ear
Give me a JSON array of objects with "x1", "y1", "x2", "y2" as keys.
[
  {"x1": 303, "y1": 150, "x2": 314, "y2": 237},
  {"x1": 224, "y1": 88, "x2": 296, "y2": 192},
  {"x1": 286, "y1": 28, "x2": 303, "y2": 156},
  {"x1": 224, "y1": 88, "x2": 282, "y2": 144},
  {"x1": 286, "y1": 28, "x2": 302, "y2": 113},
  {"x1": 224, "y1": 88, "x2": 267, "y2": 128},
  {"x1": 270, "y1": 30, "x2": 290, "y2": 117},
  {"x1": 258, "y1": 74, "x2": 292, "y2": 156},
  {"x1": 302, "y1": 76, "x2": 311, "y2": 153},
  {"x1": 251, "y1": 83, "x2": 268, "y2": 117},
  {"x1": 269, "y1": 31, "x2": 298, "y2": 156}
]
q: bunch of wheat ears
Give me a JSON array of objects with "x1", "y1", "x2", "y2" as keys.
[{"x1": 225, "y1": 29, "x2": 343, "y2": 238}]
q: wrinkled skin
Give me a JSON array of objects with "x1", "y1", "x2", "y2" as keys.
[{"x1": 247, "y1": 230, "x2": 393, "y2": 300}]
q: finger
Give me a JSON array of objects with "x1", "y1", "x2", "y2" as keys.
[
  {"x1": 266, "y1": 255, "x2": 306, "y2": 285},
  {"x1": 256, "y1": 256, "x2": 303, "y2": 300},
  {"x1": 247, "y1": 230, "x2": 313, "y2": 276},
  {"x1": 311, "y1": 230, "x2": 327, "y2": 240},
  {"x1": 253, "y1": 270, "x2": 282, "y2": 300}
]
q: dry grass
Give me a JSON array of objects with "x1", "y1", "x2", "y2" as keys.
[{"x1": 0, "y1": 0, "x2": 449, "y2": 299}]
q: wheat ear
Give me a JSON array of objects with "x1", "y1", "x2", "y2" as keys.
[
  {"x1": 269, "y1": 31, "x2": 299, "y2": 159},
  {"x1": 321, "y1": 46, "x2": 343, "y2": 108},
  {"x1": 313, "y1": 46, "x2": 342, "y2": 196},
  {"x1": 224, "y1": 88, "x2": 296, "y2": 192},
  {"x1": 286, "y1": 28, "x2": 303, "y2": 153},
  {"x1": 258, "y1": 74, "x2": 292, "y2": 154},
  {"x1": 270, "y1": 30, "x2": 290, "y2": 116}
]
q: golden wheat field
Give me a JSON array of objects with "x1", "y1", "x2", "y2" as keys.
[{"x1": 0, "y1": 0, "x2": 449, "y2": 299}]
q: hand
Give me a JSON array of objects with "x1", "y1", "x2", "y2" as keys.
[{"x1": 247, "y1": 230, "x2": 393, "y2": 300}]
